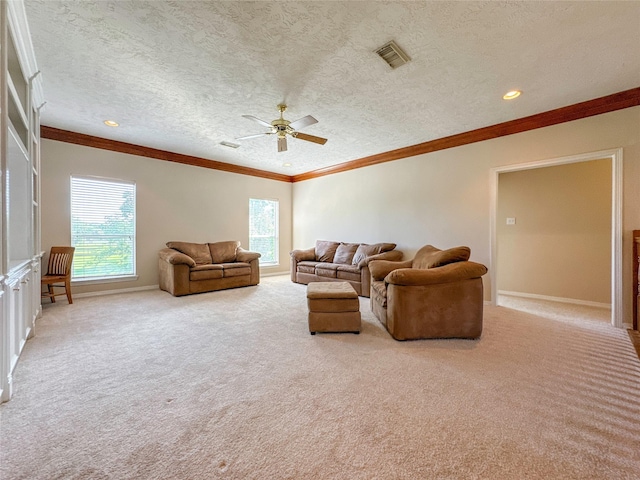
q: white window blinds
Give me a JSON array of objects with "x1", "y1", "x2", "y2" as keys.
[
  {"x1": 70, "y1": 176, "x2": 136, "y2": 280},
  {"x1": 249, "y1": 198, "x2": 279, "y2": 266}
]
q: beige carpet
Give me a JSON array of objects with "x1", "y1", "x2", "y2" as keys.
[{"x1": 1, "y1": 275, "x2": 639, "y2": 479}]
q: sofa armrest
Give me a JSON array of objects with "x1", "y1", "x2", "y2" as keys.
[
  {"x1": 237, "y1": 248, "x2": 261, "y2": 263},
  {"x1": 369, "y1": 259, "x2": 413, "y2": 281},
  {"x1": 290, "y1": 247, "x2": 315, "y2": 282},
  {"x1": 290, "y1": 247, "x2": 316, "y2": 262},
  {"x1": 385, "y1": 261, "x2": 488, "y2": 286},
  {"x1": 158, "y1": 248, "x2": 196, "y2": 267}
]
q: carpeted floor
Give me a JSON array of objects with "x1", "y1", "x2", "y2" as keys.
[{"x1": 1, "y1": 275, "x2": 639, "y2": 479}]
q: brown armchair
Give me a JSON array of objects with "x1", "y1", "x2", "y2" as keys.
[{"x1": 369, "y1": 245, "x2": 487, "y2": 340}]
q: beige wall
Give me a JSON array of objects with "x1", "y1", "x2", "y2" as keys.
[
  {"x1": 497, "y1": 159, "x2": 611, "y2": 304},
  {"x1": 41, "y1": 140, "x2": 292, "y2": 295},
  {"x1": 292, "y1": 106, "x2": 640, "y2": 323}
]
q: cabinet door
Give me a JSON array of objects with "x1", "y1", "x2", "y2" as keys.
[
  {"x1": 7, "y1": 128, "x2": 31, "y2": 270},
  {"x1": 0, "y1": 289, "x2": 6, "y2": 402}
]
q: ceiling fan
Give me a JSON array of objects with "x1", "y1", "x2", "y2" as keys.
[{"x1": 236, "y1": 104, "x2": 328, "y2": 153}]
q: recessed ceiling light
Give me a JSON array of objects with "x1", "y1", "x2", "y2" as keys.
[
  {"x1": 283, "y1": 163, "x2": 292, "y2": 167},
  {"x1": 104, "y1": 120, "x2": 119, "y2": 127},
  {"x1": 503, "y1": 90, "x2": 521, "y2": 100}
]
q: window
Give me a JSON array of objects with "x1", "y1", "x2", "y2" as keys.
[
  {"x1": 249, "y1": 198, "x2": 279, "y2": 266},
  {"x1": 70, "y1": 176, "x2": 136, "y2": 280}
]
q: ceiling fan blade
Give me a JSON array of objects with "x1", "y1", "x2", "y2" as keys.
[
  {"x1": 277, "y1": 136, "x2": 287, "y2": 152},
  {"x1": 236, "y1": 132, "x2": 272, "y2": 141},
  {"x1": 293, "y1": 132, "x2": 327, "y2": 145},
  {"x1": 289, "y1": 115, "x2": 318, "y2": 131},
  {"x1": 242, "y1": 115, "x2": 273, "y2": 129}
]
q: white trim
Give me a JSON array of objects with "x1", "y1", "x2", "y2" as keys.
[
  {"x1": 498, "y1": 290, "x2": 611, "y2": 309},
  {"x1": 6, "y1": 0, "x2": 43, "y2": 106},
  {"x1": 490, "y1": 148, "x2": 623, "y2": 328},
  {"x1": 72, "y1": 274, "x2": 138, "y2": 286},
  {"x1": 260, "y1": 271, "x2": 289, "y2": 278},
  {"x1": 73, "y1": 284, "x2": 159, "y2": 299}
]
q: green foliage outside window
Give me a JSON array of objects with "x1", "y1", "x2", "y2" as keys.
[
  {"x1": 71, "y1": 177, "x2": 136, "y2": 279},
  {"x1": 249, "y1": 198, "x2": 279, "y2": 265}
]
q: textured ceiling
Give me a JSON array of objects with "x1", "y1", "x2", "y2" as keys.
[{"x1": 24, "y1": 1, "x2": 640, "y2": 176}]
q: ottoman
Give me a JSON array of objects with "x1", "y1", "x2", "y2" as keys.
[{"x1": 307, "y1": 282, "x2": 361, "y2": 335}]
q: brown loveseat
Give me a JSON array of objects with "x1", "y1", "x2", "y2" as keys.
[
  {"x1": 290, "y1": 240, "x2": 402, "y2": 297},
  {"x1": 369, "y1": 245, "x2": 487, "y2": 340},
  {"x1": 159, "y1": 241, "x2": 260, "y2": 296}
]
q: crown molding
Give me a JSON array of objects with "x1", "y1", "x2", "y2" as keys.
[
  {"x1": 41, "y1": 87, "x2": 640, "y2": 184},
  {"x1": 292, "y1": 87, "x2": 640, "y2": 182},
  {"x1": 40, "y1": 126, "x2": 294, "y2": 183}
]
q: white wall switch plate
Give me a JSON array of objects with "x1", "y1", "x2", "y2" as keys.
[{"x1": 506, "y1": 217, "x2": 516, "y2": 225}]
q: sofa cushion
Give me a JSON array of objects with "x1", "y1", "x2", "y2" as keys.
[
  {"x1": 336, "y1": 264, "x2": 359, "y2": 274},
  {"x1": 377, "y1": 243, "x2": 397, "y2": 253},
  {"x1": 167, "y1": 241, "x2": 212, "y2": 265},
  {"x1": 351, "y1": 244, "x2": 378, "y2": 265},
  {"x1": 412, "y1": 245, "x2": 471, "y2": 270},
  {"x1": 315, "y1": 262, "x2": 338, "y2": 278},
  {"x1": 315, "y1": 240, "x2": 340, "y2": 262},
  {"x1": 221, "y1": 262, "x2": 251, "y2": 269},
  {"x1": 209, "y1": 241, "x2": 240, "y2": 264},
  {"x1": 222, "y1": 263, "x2": 251, "y2": 277},
  {"x1": 337, "y1": 264, "x2": 360, "y2": 281},
  {"x1": 190, "y1": 264, "x2": 223, "y2": 281},
  {"x1": 351, "y1": 243, "x2": 397, "y2": 265},
  {"x1": 297, "y1": 261, "x2": 319, "y2": 275},
  {"x1": 333, "y1": 243, "x2": 360, "y2": 264}
]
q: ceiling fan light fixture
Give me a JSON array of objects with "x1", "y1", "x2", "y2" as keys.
[{"x1": 503, "y1": 90, "x2": 522, "y2": 100}]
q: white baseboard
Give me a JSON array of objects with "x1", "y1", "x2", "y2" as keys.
[
  {"x1": 74, "y1": 284, "x2": 160, "y2": 299},
  {"x1": 260, "y1": 271, "x2": 290, "y2": 278},
  {"x1": 498, "y1": 290, "x2": 611, "y2": 309}
]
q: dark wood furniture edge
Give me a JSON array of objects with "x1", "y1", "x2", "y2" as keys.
[
  {"x1": 41, "y1": 87, "x2": 640, "y2": 184},
  {"x1": 292, "y1": 87, "x2": 640, "y2": 182},
  {"x1": 40, "y1": 126, "x2": 294, "y2": 183},
  {"x1": 633, "y1": 229, "x2": 639, "y2": 331},
  {"x1": 628, "y1": 330, "x2": 640, "y2": 361}
]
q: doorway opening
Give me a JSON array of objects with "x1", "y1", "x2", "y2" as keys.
[{"x1": 490, "y1": 149, "x2": 623, "y2": 327}]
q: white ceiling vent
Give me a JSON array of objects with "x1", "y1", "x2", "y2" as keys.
[
  {"x1": 220, "y1": 141, "x2": 240, "y2": 149},
  {"x1": 375, "y1": 40, "x2": 411, "y2": 69}
]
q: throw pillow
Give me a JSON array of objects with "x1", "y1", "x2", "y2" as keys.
[
  {"x1": 166, "y1": 241, "x2": 212, "y2": 265},
  {"x1": 412, "y1": 245, "x2": 470, "y2": 269},
  {"x1": 209, "y1": 241, "x2": 241, "y2": 263},
  {"x1": 333, "y1": 243, "x2": 360, "y2": 264},
  {"x1": 377, "y1": 243, "x2": 397, "y2": 253},
  {"x1": 315, "y1": 240, "x2": 340, "y2": 262},
  {"x1": 351, "y1": 244, "x2": 379, "y2": 265}
]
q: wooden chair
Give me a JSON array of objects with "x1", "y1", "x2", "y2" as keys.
[{"x1": 41, "y1": 246, "x2": 75, "y2": 304}]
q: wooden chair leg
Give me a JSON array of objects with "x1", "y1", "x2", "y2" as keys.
[
  {"x1": 48, "y1": 284, "x2": 55, "y2": 303},
  {"x1": 65, "y1": 279, "x2": 73, "y2": 304}
]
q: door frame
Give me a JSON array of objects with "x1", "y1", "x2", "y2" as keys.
[{"x1": 489, "y1": 148, "x2": 623, "y2": 327}]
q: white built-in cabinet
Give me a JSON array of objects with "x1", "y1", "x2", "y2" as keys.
[{"x1": 1, "y1": 0, "x2": 44, "y2": 402}]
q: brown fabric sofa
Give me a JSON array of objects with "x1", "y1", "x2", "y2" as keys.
[
  {"x1": 369, "y1": 245, "x2": 487, "y2": 340},
  {"x1": 290, "y1": 240, "x2": 402, "y2": 297},
  {"x1": 159, "y1": 241, "x2": 260, "y2": 296}
]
